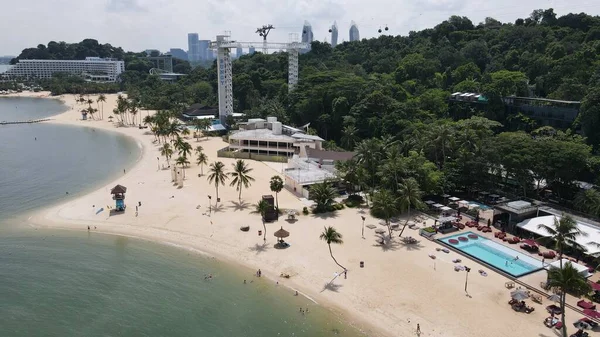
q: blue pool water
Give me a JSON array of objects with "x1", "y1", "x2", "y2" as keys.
[
  {"x1": 468, "y1": 201, "x2": 491, "y2": 210},
  {"x1": 438, "y1": 232, "x2": 544, "y2": 277}
]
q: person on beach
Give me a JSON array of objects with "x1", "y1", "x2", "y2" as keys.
[
  {"x1": 258, "y1": 269, "x2": 262, "y2": 277},
  {"x1": 87, "y1": 226, "x2": 90, "y2": 231},
  {"x1": 294, "y1": 290, "x2": 298, "y2": 296},
  {"x1": 417, "y1": 323, "x2": 421, "y2": 335},
  {"x1": 243, "y1": 280, "x2": 246, "y2": 284}
]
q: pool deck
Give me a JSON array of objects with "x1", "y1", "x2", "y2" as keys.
[
  {"x1": 434, "y1": 211, "x2": 600, "y2": 320},
  {"x1": 439, "y1": 231, "x2": 544, "y2": 277}
]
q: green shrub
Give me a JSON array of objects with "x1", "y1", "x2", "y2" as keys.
[
  {"x1": 302, "y1": 206, "x2": 309, "y2": 215},
  {"x1": 344, "y1": 195, "x2": 364, "y2": 208},
  {"x1": 422, "y1": 226, "x2": 436, "y2": 233}
]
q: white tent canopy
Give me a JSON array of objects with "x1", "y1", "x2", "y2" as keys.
[
  {"x1": 517, "y1": 215, "x2": 600, "y2": 256},
  {"x1": 440, "y1": 206, "x2": 453, "y2": 211},
  {"x1": 432, "y1": 203, "x2": 444, "y2": 208},
  {"x1": 458, "y1": 200, "x2": 469, "y2": 207},
  {"x1": 424, "y1": 200, "x2": 436, "y2": 205},
  {"x1": 545, "y1": 259, "x2": 592, "y2": 278},
  {"x1": 449, "y1": 197, "x2": 460, "y2": 202}
]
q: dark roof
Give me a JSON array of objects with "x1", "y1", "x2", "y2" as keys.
[
  {"x1": 111, "y1": 184, "x2": 127, "y2": 194},
  {"x1": 306, "y1": 148, "x2": 356, "y2": 162},
  {"x1": 182, "y1": 104, "x2": 218, "y2": 117}
]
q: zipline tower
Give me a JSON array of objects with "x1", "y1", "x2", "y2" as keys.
[{"x1": 211, "y1": 31, "x2": 308, "y2": 125}]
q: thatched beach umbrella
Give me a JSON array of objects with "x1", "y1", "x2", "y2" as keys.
[
  {"x1": 510, "y1": 289, "x2": 529, "y2": 301},
  {"x1": 274, "y1": 227, "x2": 290, "y2": 239}
]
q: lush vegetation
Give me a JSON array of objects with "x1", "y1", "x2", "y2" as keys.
[{"x1": 11, "y1": 9, "x2": 600, "y2": 219}]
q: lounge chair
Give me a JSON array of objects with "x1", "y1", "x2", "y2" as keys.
[
  {"x1": 525, "y1": 306, "x2": 535, "y2": 314},
  {"x1": 577, "y1": 300, "x2": 596, "y2": 310},
  {"x1": 505, "y1": 281, "x2": 515, "y2": 289},
  {"x1": 532, "y1": 294, "x2": 543, "y2": 303}
]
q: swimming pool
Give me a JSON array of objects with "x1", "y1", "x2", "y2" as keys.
[
  {"x1": 438, "y1": 232, "x2": 544, "y2": 277},
  {"x1": 468, "y1": 201, "x2": 491, "y2": 210}
]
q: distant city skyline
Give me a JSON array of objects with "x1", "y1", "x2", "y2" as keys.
[
  {"x1": 330, "y1": 21, "x2": 338, "y2": 48},
  {"x1": 2, "y1": 1, "x2": 598, "y2": 55}
]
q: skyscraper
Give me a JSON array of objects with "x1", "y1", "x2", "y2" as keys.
[
  {"x1": 198, "y1": 40, "x2": 210, "y2": 61},
  {"x1": 236, "y1": 47, "x2": 243, "y2": 58},
  {"x1": 330, "y1": 21, "x2": 338, "y2": 48},
  {"x1": 349, "y1": 21, "x2": 360, "y2": 42},
  {"x1": 188, "y1": 33, "x2": 200, "y2": 62},
  {"x1": 301, "y1": 21, "x2": 313, "y2": 53},
  {"x1": 249, "y1": 47, "x2": 256, "y2": 55}
]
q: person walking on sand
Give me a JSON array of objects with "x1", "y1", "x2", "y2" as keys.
[{"x1": 416, "y1": 323, "x2": 421, "y2": 336}]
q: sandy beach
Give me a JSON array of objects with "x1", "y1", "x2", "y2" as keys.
[{"x1": 9, "y1": 91, "x2": 587, "y2": 337}]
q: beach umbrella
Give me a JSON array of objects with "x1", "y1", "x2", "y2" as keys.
[
  {"x1": 510, "y1": 289, "x2": 529, "y2": 301},
  {"x1": 273, "y1": 227, "x2": 290, "y2": 239},
  {"x1": 547, "y1": 294, "x2": 561, "y2": 303}
]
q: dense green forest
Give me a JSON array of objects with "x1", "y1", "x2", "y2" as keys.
[{"x1": 9, "y1": 9, "x2": 600, "y2": 217}]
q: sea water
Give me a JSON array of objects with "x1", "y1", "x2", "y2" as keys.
[{"x1": 0, "y1": 97, "x2": 365, "y2": 337}]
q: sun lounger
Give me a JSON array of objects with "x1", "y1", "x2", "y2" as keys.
[
  {"x1": 532, "y1": 294, "x2": 543, "y2": 303},
  {"x1": 505, "y1": 281, "x2": 515, "y2": 289},
  {"x1": 577, "y1": 300, "x2": 596, "y2": 310}
]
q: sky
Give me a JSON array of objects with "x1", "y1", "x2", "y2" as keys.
[{"x1": 0, "y1": 0, "x2": 599, "y2": 56}]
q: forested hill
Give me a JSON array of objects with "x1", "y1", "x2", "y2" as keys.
[
  {"x1": 10, "y1": 39, "x2": 134, "y2": 63},
  {"x1": 119, "y1": 9, "x2": 600, "y2": 147}
]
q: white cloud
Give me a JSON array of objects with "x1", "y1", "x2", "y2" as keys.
[{"x1": 0, "y1": 0, "x2": 598, "y2": 55}]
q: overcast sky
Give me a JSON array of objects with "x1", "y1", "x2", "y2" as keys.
[{"x1": 0, "y1": 0, "x2": 599, "y2": 56}]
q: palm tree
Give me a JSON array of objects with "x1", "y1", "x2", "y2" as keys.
[
  {"x1": 537, "y1": 214, "x2": 587, "y2": 267},
  {"x1": 309, "y1": 181, "x2": 338, "y2": 213},
  {"x1": 229, "y1": 160, "x2": 255, "y2": 200},
  {"x1": 398, "y1": 178, "x2": 424, "y2": 237},
  {"x1": 175, "y1": 156, "x2": 190, "y2": 178},
  {"x1": 196, "y1": 152, "x2": 208, "y2": 175},
  {"x1": 207, "y1": 161, "x2": 228, "y2": 204},
  {"x1": 575, "y1": 189, "x2": 600, "y2": 218},
  {"x1": 173, "y1": 137, "x2": 192, "y2": 159},
  {"x1": 319, "y1": 226, "x2": 346, "y2": 271},
  {"x1": 97, "y1": 94, "x2": 106, "y2": 119},
  {"x1": 195, "y1": 146, "x2": 204, "y2": 157},
  {"x1": 547, "y1": 263, "x2": 592, "y2": 337},
  {"x1": 269, "y1": 176, "x2": 284, "y2": 210},
  {"x1": 193, "y1": 119, "x2": 206, "y2": 141},
  {"x1": 256, "y1": 199, "x2": 269, "y2": 242},
  {"x1": 160, "y1": 143, "x2": 173, "y2": 166},
  {"x1": 340, "y1": 125, "x2": 358, "y2": 150},
  {"x1": 371, "y1": 189, "x2": 399, "y2": 239}
]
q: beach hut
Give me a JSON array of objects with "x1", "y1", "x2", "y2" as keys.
[{"x1": 110, "y1": 184, "x2": 127, "y2": 211}]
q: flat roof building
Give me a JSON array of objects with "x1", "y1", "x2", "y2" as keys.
[
  {"x1": 2, "y1": 57, "x2": 125, "y2": 82},
  {"x1": 227, "y1": 117, "x2": 324, "y2": 158}
]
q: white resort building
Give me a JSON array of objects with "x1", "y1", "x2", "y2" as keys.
[
  {"x1": 1, "y1": 57, "x2": 125, "y2": 82},
  {"x1": 227, "y1": 117, "x2": 325, "y2": 158}
]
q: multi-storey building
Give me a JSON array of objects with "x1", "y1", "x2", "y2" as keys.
[
  {"x1": 330, "y1": 21, "x2": 338, "y2": 47},
  {"x1": 2, "y1": 57, "x2": 125, "y2": 82},
  {"x1": 187, "y1": 33, "x2": 200, "y2": 62},
  {"x1": 301, "y1": 21, "x2": 313, "y2": 54},
  {"x1": 198, "y1": 40, "x2": 211, "y2": 61},
  {"x1": 349, "y1": 21, "x2": 360, "y2": 42}
]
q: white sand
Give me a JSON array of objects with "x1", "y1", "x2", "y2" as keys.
[{"x1": 9, "y1": 91, "x2": 586, "y2": 337}]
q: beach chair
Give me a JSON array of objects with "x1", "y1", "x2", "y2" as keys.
[
  {"x1": 505, "y1": 281, "x2": 515, "y2": 289},
  {"x1": 532, "y1": 294, "x2": 543, "y2": 304}
]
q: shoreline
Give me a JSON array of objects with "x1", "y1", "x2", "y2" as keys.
[
  {"x1": 8, "y1": 92, "x2": 384, "y2": 336},
  {"x1": 5, "y1": 91, "x2": 581, "y2": 337}
]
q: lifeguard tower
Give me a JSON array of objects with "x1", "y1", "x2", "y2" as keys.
[{"x1": 110, "y1": 184, "x2": 127, "y2": 211}]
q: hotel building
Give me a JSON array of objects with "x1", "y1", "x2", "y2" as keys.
[{"x1": 2, "y1": 57, "x2": 125, "y2": 82}]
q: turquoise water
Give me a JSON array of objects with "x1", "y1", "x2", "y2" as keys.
[
  {"x1": 439, "y1": 232, "x2": 543, "y2": 277},
  {"x1": 468, "y1": 201, "x2": 491, "y2": 210},
  {"x1": 0, "y1": 97, "x2": 366, "y2": 337}
]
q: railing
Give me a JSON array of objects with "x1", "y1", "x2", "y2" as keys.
[{"x1": 217, "y1": 147, "x2": 288, "y2": 163}]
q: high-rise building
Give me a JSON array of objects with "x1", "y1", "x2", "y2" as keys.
[
  {"x1": 330, "y1": 21, "x2": 338, "y2": 48},
  {"x1": 349, "y1": 21, "x2": 360, "y2": 42},
  {"x1": 169, "y1": 48, "x2": 188, "y2": 61},
  {"x1": 2, "y1": 57, "x2": 124, "y2": 82},
  {"x1": 198, "y1": 40, "x2": 210, "y2": 61},
  {"x1": 301, "y1": 21, "x2": 313, "y2": 53},
  {"x1": 249, "y1": 47, "x2": 256, "y2": 55},
  {"x1": 188, "y1": 33, "x2": 200, "y2": 62},
  {"x1": 236, "y1": 47, "x2": 243, "y2": 58}
]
